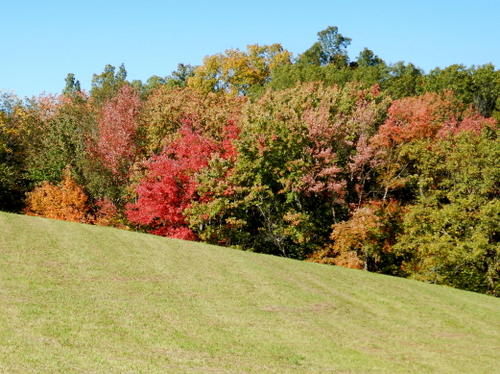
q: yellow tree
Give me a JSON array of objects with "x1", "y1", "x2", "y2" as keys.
[{"x1": 188, "y1": 44, "x2": 292, "y2": 95}]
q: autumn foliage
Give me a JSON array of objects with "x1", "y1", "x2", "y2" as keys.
[
  {"x1": 94, "y1": 85, "x2": 141, "y2": 177},
  {"x1": 309, "y1": 200, "x2": 405, "y2": 274},
  {"x1": 25, "y1": 169, "x2": 90, "y2": 223},
  {"x1": 139, "y1": 86, "x2": 245, "y2": 155},
  {"x1": 372, "y1": 92, "x2": 496, "y2": 148},
  {"x1": 126, "y1": 123, "x2": 234, "y2": 239},
  {"x1": 3, "y1": 32, "x2": 499, "y2": 294},
  {"x1": 93, "y1": 198, "x2": 127, "y2": 229},
  {"x1": 186, "y1": 82, "x2": 389, "y2": 258}
]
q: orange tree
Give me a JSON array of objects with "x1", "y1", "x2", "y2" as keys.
[{"x1": 25, "y1": 168, "x2": 90, "y2": 223}]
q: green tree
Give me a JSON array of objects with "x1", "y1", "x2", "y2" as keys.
[
  {"x1": 422, "y1": 64, "x2": 500, "y2": 118},
  {"x1": 470, "y1": 64, "x2": 499, "y2": 118},
  {"x1": 90, "y1": 64, "x2": 128, "y2": 106},
  {"x1": 395, "y1": 130, "x2": 499, "y2": 295},
  {"x1": 167, "y1": 63, "x2": 196, "y2": 87},
  {"x1": 422, "y1": 64, "x2": 472, "y2": 103},
  {"x1": 383, "y1": 62, "x2": 423, "y2": 99},
  {"x1": 356, "y1": 48, "x2": 384, "y2": 67},
  {"x1": 24, "y1": 98, "x2": 89, "y2": 185},
  {"x1": 298, "y1": 26, "x2": 351, "y2": 66},
  {"x1": 0, "y1": 92, "x2": 26, "y2": 211},
  {"x1": 62, "y1": 73, "x2": 81, "y2": 96},
  {"x1": 268, "y1": 60, "x2": 388, "y2": 93}
]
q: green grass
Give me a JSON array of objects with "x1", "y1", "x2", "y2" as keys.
[{"x1": 0, "y1": 212, "x2": 499, "y2": 373}]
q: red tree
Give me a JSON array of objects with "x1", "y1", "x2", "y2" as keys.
[
  {"x1": 372, "y1": 92, "x2": 496, "y2": 148},
  {"x1": 125, "y1": 122, "x2": 238, "y2": 240},
  {"x1": 95, "y1": 85, "x2": 141, "y2": 177}
]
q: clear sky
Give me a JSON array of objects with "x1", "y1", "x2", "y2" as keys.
[{"x1": 2, "y1": 0, "x2": 499, "y2": 98}]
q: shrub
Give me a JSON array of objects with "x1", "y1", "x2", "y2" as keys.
[{"x1": 25, "y1": 169, "x2": 90, "y2": 223}]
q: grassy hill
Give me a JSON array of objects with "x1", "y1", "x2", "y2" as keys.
[{"x1": 0, "y1": 212, "x2": 499, "y2": 373}]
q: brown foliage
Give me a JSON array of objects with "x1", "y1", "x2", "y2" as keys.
[
  {"x1": 308, "y1": 200, "x2": 403, "y2": 271},
  {"x1": 92, "y1": 198, "x2": 127, "y2": 229}
]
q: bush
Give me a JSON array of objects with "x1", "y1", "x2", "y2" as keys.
[{"x1": 25, "y1": 169, "x2": 90, "y2": 223}]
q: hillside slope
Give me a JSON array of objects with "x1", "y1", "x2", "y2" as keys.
[{"x1": 0, "y1": 212, "x2": 499, "y2": 373}]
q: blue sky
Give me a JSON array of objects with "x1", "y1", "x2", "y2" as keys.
[{"x1": 2, "y1": 0, "x2": 499, "y2": 97}]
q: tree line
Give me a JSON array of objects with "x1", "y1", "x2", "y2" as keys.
[{"x1": 1, "y1": 27, "x2": 498, "y2": 295}]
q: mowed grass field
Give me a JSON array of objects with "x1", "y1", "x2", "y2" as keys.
[{"x1": 0, "y1": 212, "x2": 499, "y2": 373}]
